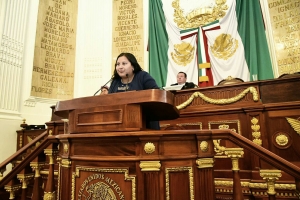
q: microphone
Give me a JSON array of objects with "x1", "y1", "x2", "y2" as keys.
[
  {"x1": 93, "y1": 76, "x2": 113, "y2": 96},
  {"x1": 125, "y1": 73, "x2": 129, "y2": 91}
]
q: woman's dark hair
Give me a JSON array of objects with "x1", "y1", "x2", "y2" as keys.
[{"x1": 112, "y1": 53, "x2": 143, "y2": 79}]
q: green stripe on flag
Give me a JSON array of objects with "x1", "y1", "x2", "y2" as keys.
[
  {"x1": 236, "y1": 0, "x2": 274, "y2": 80},
  {"x1": 149, "y1": 0, "x2": 169, "y2": 87}
]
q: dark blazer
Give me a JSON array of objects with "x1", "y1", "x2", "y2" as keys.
[{"x1": 171, "y1": 82, "x2": 196, "y2": 89}]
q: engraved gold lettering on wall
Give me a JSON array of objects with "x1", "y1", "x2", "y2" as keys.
[
  {"x1": 31, "y1": 0, "x2": 78, "y2": 99},
  {"x1": 78, "y1": 173, "x2": 125, "y2": 200},
  {"x1": 112, "y1": 0, "x2": 144, "y2": 67},
  {"x1": 268, "y1": 0, "x2": 300, "y2": 75}
]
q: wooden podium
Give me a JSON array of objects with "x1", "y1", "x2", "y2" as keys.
[
  {"x1": 53, "y1": 90, "x2": 217, "y2": 200},
  {"x1": 54, "y1": 89, "x2": 180, "y2": 133}
]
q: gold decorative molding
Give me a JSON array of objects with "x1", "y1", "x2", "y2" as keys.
[
  {"x1": 224, "y1": 148, "x2": 244, "y2": 171},
  {"x1": 40, "y1": 170, "x2": 59, "y2": 176},
  {"x1": 4, "y1": 184, "x2": 21, "y2": 199},
  {"x1": 144, "y1": 142, "x2": 155, "y2": 154},
  {"x1": 56, "y1": 158, "x2": 61, "y2": 200},
  {"x1": 209, "y1": 120, "x2": 241, "y2": 158},
  {"x1": 19, "y1": 135, "x2": 23, "y2": 148},
  {"x1": 199, "y1": 141, "x2": 209, "y2": 152},
  {"x1": 48, "y1": 129, "x2": 53, "y2": 136},
  {"x1": 251, "y1": 117, "x2": 262, "y2": 146},
  {"x1": 209, "y1": 120, "x2": 240, "y2": 134},
  {"x1": 17, "y1": 173, "x2": 34, "y2": 189},
  {"x1": 176, "y1": 87, "x2": 258, "y2": 110},
  {"x1": 61, "y1": 158, "x2": 71, "y2": 168},
  {"x1": 213, "y1": 139, "x2": 226, "y2": 157},
  {"x1": 30, "y1": 162, "x2": 46, "y2": 177},
  {"x1": 44, "y1": 191, "x2": 56, "y2": 200},
  {"x1": 63, "y1": 143, "x2": 69, "y2": 154},
  {"x1": 275, "y1": 134, "x2": 288, "y2": 146},
  {"x1": 196, "y1": 158, "x2": 214, "y2": 168},
  {"x1": 72, "y1": 167, "x2": 136, "y2": 200},
  {"x1": 165, "y1": 167, "x2": 194, "y2": 200},
  {"x1": 215, "y1": 180, "x2": 296, "y2": 190},
  {"x1": 286, "y1": 117, "x2": 300, "y2": 135},
  {"x1": 260, "y1": 169, "x2": 282, "y2": 195},
  {"x1": 44, "y1": 149, "x2": 59, "y2": 165},
  {"x1": 139, "y1": 161, "x2": 161, "y2": 171}
]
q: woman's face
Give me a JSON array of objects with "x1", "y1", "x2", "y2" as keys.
[{"x1": 115, "y1": 56, "x2": 134, "y2": 78}]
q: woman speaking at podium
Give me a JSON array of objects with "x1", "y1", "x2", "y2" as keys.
[{"x1": 108, "y1": 52, "x2": 160, "y2": 130}]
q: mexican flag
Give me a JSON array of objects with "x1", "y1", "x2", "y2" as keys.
[{"x1": 149, "y1": 0, "x2": 274, "y2": 87}]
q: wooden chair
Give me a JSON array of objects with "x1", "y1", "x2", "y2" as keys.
[{"x1": 278, "y1": 72, "x2": 300, "y2": 78}]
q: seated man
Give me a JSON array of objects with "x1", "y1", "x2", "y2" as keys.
[{"x1": 171, "y1": 72, "x2": 197, "y2": 89}]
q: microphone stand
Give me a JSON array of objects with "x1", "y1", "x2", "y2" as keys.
[
  {"x1": 125, "y1": 74, "x2": 129, "y2": 91},
  {"x1": 94, "y1": 77, "x2": 113, "y2": 96}
]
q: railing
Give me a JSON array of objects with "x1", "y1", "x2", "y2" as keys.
[{"x1": 0, "y1": 128, "x2": 300, "y2": 199}]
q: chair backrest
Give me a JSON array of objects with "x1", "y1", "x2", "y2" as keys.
[
  {"x1": 217, "y1": 76, "x2": 244, "y2": 85},
  {"x1": 278, "y1": 72, "x2": 300, "y2": 78}
]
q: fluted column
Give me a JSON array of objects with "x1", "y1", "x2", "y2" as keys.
[
  {"x1": 140, "y1": 161, "x2": 161, "y2": 200},
  {"x1": 196, "y1": 158, "x2": 215, "y2": 200},
  {"x1": 0, "y1": 0, "x2": 29, "y2": 113}
]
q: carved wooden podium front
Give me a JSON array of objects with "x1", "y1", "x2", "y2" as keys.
[{"x1": 53, "y1": 90, "x2": 217, "y2": 200}]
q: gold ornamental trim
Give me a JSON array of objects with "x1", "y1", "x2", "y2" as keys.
[
  {"x1": 213, "y1": 139, "x2": 226, "y2": 158},
  {"x1": 139, "y1": 161, "x2": 161, "y2": 171},
  {"x1": 165, "y1": 167, "x2": 194, "y2": 200},
  {"x1": 61, "y1": 158, "x2": 71, "y2": 168},
  {"x1": 144, "y1": 142, "x2": 155, "y2": 154},
  {"x1": 286, "y1": 117, "x2": 300, "y2": 136},
  {"x1": 17, "y1": 173, "x2": 34, "y2": 189},
  {"x1": 260, "y1": 169, "x2": 282, "y2": 195},
  {"x1": 4, "y1": 184, "x2": 22, "y2": 199},
  {"x1": 196, "y1": 158, "x2": 214, "y2": 168},
  {"x1": 44, "y1": 149, "x2": 59, "y2": 165},
  {"x1": 176, "y1": 86, "x2": 258, "y2": 110},
  {"x1": 44, "y1": 191, "x2": 56, "y2": 200},
  {"x1": 251, "y1": 117, "x2": 262, "y2": 146},
  {"x1": 30, "y1": 162, "x2": 46, "y2": 177},
  {"x1": 72, "y1": 167, "x2": 136, "y2": 200},
  {"x1": 215, "y1": 180, "x2": 296, "y2": 190},
  {"x1": 275, "y1": 134, "x2": 289, "y2": 146},
  {"x1": 199, "y1": 141, "x2": 209, "y2": 152},
  {"x1": 209, "y1": 120, "x2": 240, "y2": 158},
  {"x1": 172, "y1": 0, "x2": 228, "y2": 29},
  {"x1": 224, "y1": 148, "x2": 244, "y2": 171}
]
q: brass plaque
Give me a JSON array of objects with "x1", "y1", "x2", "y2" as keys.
[{"x1": 268, "y1": 0, "x2": 300, "y2": 75}]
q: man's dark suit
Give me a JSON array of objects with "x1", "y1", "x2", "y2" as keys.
[{"x1": 170, "y1": 82, "x2": 196, "y2": 89}]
